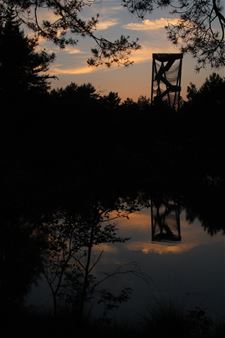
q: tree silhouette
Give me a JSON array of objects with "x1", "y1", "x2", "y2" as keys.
[
  {"x1": 180, "y1": 73, "x2": 225, "y2": 206},
  {"x1": 122, "y1": 0, "x2": 225, "y2": 69},
  {"x1": 50, "y1": 82, "x2": 99, "y2": 105},
  {"x1": 197, "y1": 72, "x2": 225, "y2": 104},
  {"x1": 0, "y1": 1, "x2": 140, "y2": 67},
  {"x1": 1, "y1": 1, "x2": 225, "y2": 69},
  {"x1": 100, "y1": 91, "x2": 121, "y2": 113},
  {"x1": 0, "y1": 9, "x2": 55, "y2": 103},
  {"x1": 0, "y1": 215, "x2": 42, "y2": 317},
  {"x1": 185, "y1": 72, "x2": 225, "y2": 108},
  {"x1": 137, "y1": 95, "x2": 151, "y2": 112},
  {"x1": 39, "y1": 206, "x2": 130, "y2": 321}
]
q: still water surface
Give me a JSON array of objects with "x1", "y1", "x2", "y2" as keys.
[{"x1": 27, "y1": 208, "x2": 225, "y2": 321}]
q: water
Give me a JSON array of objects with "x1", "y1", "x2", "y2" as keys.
[
  {"x1": 27, "y1": 207, "x2": 225, "y2": 321},
  {"x1": 92, "y1": 208, "x2": 225, "y2": 321}
]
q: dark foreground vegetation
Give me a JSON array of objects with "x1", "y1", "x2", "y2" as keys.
[
  {"x1": 1, "y1": 10, "x2": 225, "y2": 337},
  {"x1": 3, "y1": 304, "x2": 225, "y2": 338}
]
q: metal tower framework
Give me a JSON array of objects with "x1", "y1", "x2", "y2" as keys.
[
  {"x1": 151, "y1": 200, "x2": 181, "y2": 243},
  {"x1": 151, "y1": 53, "x2": 183, "y2": 110}
]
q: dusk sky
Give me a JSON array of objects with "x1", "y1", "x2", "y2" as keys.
[{"x1": 38, "y1": 0, "x2": 225, "y2": 100}]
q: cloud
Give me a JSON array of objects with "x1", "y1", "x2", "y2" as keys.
[
  {"x1": 49, "y1": 65, "x2": 97, "y2": 75},
  {"x1": 89, "y1": 1, "x2": 123, "y2": 15},
  {"x1": 48, "y1": 43, "x2": 178, "y2": 79},
  {"x1": 49, "y1": 40, "x2": 178, "y2": 77},
  {"x1": 117, "y1": 211, "x2": 150, "y2": 230},
  {"x1": 37, "y1": 8, "x2": 60, "y2": 23},
  {"x1": 98, "y1": 5, "x2": 122, "y2": 15},
  {"x1": 129, "y1": 43, "x2": 178, "y2": 64},
  {"x1": 33, "y1": 39, "x2": 85, "y2": 55},
  {"x1": 127, "y1": 241, "x2": 198, "y2": 255},
  {"x1": 123, "y1": 17, "x2": 180, "y2": 31},
  {"x1": 63, "y1": 46, "x2": 86, "y2": 55},
  {"x1": 96, "y1": 18, "x2": 119, "y2": 30},
  {"x1": 93, "y1": 243, "x2": 118, "y2": 254}
]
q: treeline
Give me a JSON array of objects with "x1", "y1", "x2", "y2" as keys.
[
  {"x1": 1, "y1": 10, "x2": 225, "y2": 331},
  {"x1": 1, "y1": 12, "x2": 225, "y2": 216}
]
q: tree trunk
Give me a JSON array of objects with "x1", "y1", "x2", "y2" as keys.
[
  {"x1": 53, "y1": 292, "x2": 57, "y2": 318},
  {"x1": 78, "y1": 223, "x2": 95, "y2": 324}
]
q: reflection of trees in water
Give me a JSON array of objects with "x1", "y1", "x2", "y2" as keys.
[
  {"x1": 0, "y1": 215, "x2": 42, "y2": 316},
  {"x1": 1, "y1": 185, "x2": 224, "y2": 321},
  {"x1": 1, "y1": 12, "x2": 225, "y2": 325},
  {"x1": 36, "y1": 201, "x2": 137, "y2": 321},
  {"x1": 184, "y1": 186, "x2": 225, "y2": 236},
  {"x1": 145, "y1": 183, "x2": 225, "y2": 241}
]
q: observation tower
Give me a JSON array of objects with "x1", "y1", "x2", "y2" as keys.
[{"x1": 151, "y1": 53, "x2": 183, "y2": 110}]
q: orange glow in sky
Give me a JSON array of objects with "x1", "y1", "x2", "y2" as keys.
[{"x1": 37, "y1": 1, "x2": 225, "y2": 100}]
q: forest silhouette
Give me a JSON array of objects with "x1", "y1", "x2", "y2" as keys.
[{"x1": 1, "y1": 12, "x2": 225, "y2": 338}]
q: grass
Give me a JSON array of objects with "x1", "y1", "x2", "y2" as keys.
[{"x1": 2, "y1": 302, "x2": 225, "y2": 338}]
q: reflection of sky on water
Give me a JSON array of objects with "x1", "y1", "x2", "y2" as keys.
[
  {"x1": 93, "y1": 208, "x2": 225, "y2": 321},
  {"x1": 27, "y1": 208, "x2": 225, "y2": 321},
  {"x1": 116, "y1": 209, "x2": 222, "y2": 253}
]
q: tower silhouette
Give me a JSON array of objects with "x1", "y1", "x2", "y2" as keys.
[
  {"x1": 151, "y1": 53, "x2": 183, "y2": 110},
  {"x1": 151, "y1": 199, "x2": 181, "y2": 242}
]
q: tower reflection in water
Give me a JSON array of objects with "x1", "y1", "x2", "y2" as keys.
[{"x1": 151, "y1": 199, "x2": 181, "y2": 242}]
